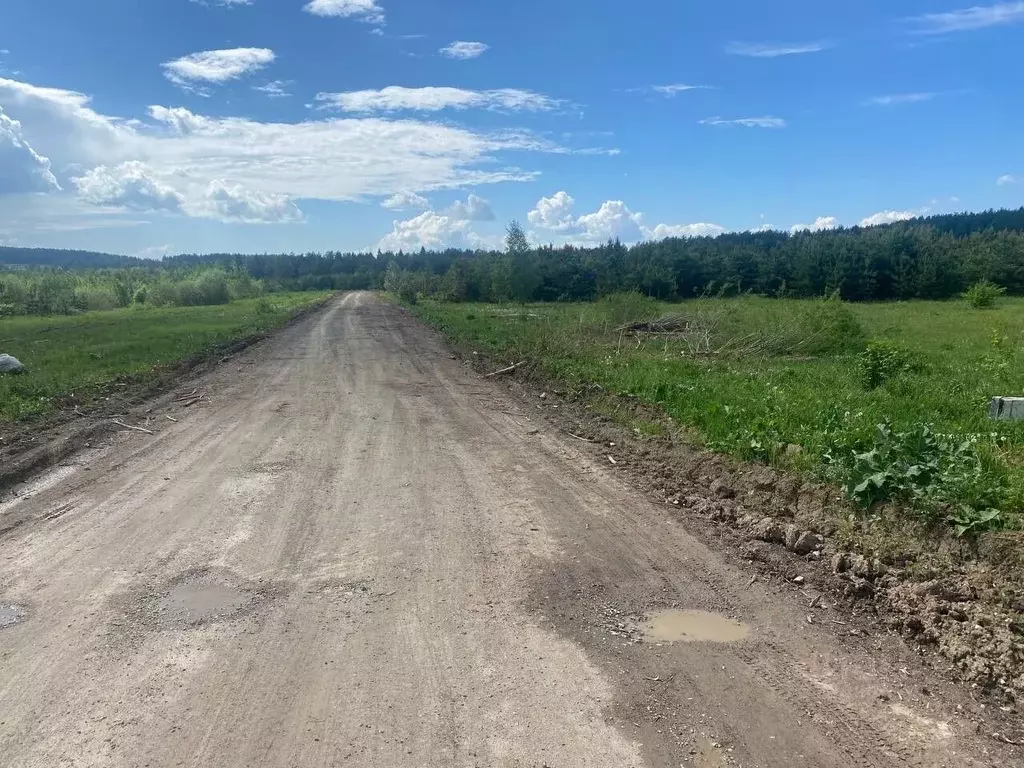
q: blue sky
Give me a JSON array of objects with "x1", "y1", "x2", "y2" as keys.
[{"x1": 1, "y1": 0, "x2": 1022, "y2": 257}]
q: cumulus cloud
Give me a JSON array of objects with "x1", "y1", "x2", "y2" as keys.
[
  {"x1": 439, "y1": 41, "x2": 489, "y2": 59},
  {"x1": 645, "y1": 222, "x2": 726, "y2": 239},
  {"x1": 863, "y1": 93, "x2": 937, "y2": 106},
  {"x1": 448, "y1": 193, "x2": 494, "y2": 221},
  {"x1": 315, "y1": 86, "x2": 560, "y2": 113},
  {"x1": 528, "y1": 191, "x2": 576, "y2": 231},
  {"x1": 162, "y1": 48, "x2": 275, "y2": 89},
  {"x1": 527, "y1": 191, "x2": 724, "y2": 245},
  {"x1": 725, "y1": 41, "x2": 833, "y2": 57},
  {"x1": 0, "y1": 107, "x2": 60, "y2": 194},
  {"x1": 0, "y1": 75, "x2": 570, "y2": 224},
  {"x1": 70, "y1": 161, "x2": 302, "y2": 223},
  {"x1": 859, "y1": 210, "x2": 918, "y2": 227},
  {"x1": 377, "y1": 210, "x2": 492, "y2": 251},
  {"x1": 907, "y1": 2, "x2": 1024, "y2": 34},
  {"x1": 699, "y1": 116, "x2": 787, "y2": 128},
  {"x1": 382, "y1": 191, "x2": 429, "y2": 210},
  {"x1": 72, "y1": 161, "x2": 185, "y2": 212},
  {"x1": 997, "y1": 174, "x2": 1017, "y2": 185},
  {"x1": 791, "y1": 216, "x2": 838, "y2": 233},
  {"x1": 197, "y1": 180, "x2": 304, "y2": 223},
  {"x1": 303, "y1": 0, "x2": 384, "y2": 23}
]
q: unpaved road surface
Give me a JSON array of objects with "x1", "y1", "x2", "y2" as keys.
[{"x1": 0, "y1": 293, "x2": 1013, "y2": 767}]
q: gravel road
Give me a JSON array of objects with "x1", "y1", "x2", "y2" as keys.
[{"x1": 0, "y1": 293, "x2": 1010, "y2": 767}]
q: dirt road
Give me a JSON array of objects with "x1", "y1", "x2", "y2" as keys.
[{"x1": 0, "y1": 293, "x2": 1011, "y2": 767}]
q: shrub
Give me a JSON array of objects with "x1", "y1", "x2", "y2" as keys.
[
  {"x1": 599, "y1": 291, "x2": 660, "y2": 328},
  {"x1": 963, "y1": 279, "x2": 1006, "y2": 309},
  {"x1": 74, "y1": 287, "x2": 119, "y2": 312},
  {"x1": 795, "y1": 296, "x2": 865, "y2": 355},
  {"x1": 858, "y1": 340, "x2": 915, "y2": 390}
]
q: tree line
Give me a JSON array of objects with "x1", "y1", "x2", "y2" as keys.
[{"x1": 4, "y1": 206, "x2": 1024, "y2": 306}]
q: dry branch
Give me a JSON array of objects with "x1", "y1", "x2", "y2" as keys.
[
  {"x1": 485, "y1": 361, "x2": 525, "y2": 378},
  {"x1": 112, "y1": 419, "x2": 154, "y2": 435}
]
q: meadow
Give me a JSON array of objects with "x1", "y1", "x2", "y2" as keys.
[
  {"x1": 413, "y1": 294, "x2": 1024, "y2": 536},
  {"x1": 0, "y1": 292, "x2": 331, "y2": 423}
]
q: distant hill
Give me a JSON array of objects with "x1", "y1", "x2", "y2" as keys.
[{"x1": 0, "y1": 247, "x2": 148, "y2": 270}]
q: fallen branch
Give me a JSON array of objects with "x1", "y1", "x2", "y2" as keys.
[
  {"x1": 485, "y1": 361, "x2": 525, "y2": 378},
  {"x1": 164, "y1": 415, "x2": 178, "y2": 423},
  {"x1": 566, "y1": 432, "x2": 596, "y2": 443},
  {"x1": 180, "y1": 395, "x2": 205, "y2": 407},
  {"x1": 175, "y1": 388, "x2": 198, "y2": 401},
  {"x1": 112, "y1": 419, "x2": 154, "y2": 435}
]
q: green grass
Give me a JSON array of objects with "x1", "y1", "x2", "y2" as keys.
[
  {"x1": 413, "y1": 295, "x2": 1024, "y2": 533},
  {"x1": 0, "y1": 292, "x2": 332, "y2": 423}
]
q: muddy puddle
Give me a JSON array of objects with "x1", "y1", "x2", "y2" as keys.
[
  {"x1": 638, "y1": 609, "x2": 749, "y2": 644},
  {"x1": 156, "y1": 581, "x2": 253, "y2": 626},
  {"x1": 0, "y1": 603, "x2": 27, "y2": 629}
]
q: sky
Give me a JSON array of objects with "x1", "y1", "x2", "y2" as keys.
[{"x1": 0, "y1": 0, "x2": 1022, "y2": 258}]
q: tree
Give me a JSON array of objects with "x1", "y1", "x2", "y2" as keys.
[{"x1": 505, "y1": 219, "x2": 530, "y2": 255}]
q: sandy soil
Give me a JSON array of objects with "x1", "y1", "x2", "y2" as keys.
[{"x1": 0, "y1": 292, "x2": 1017, "y2": 767}]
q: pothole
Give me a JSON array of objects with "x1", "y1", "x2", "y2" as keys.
[
  {"x1": 140, "y1": 568, "x2": 278, "y2": 629},
  {"x1": 0, "y1": 603, "x2": 27, "y2": 629},
  {"x1": 636, "y1": 609, "x2": 750, "y2": 644},
  {"x1": 157, "y1": 582, "x2": 253, "y2": 625}
]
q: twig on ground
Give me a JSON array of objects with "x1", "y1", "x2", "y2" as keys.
[
  {"x1": 111, "y1": 419, "x2": 154, "y2": 435},
  {"x1": 566, "y1": 432, "x2": 596, "y2": 443},
  {"x1": 485, "y1": 361, "x2": 525, "y2": 378},
  {"x1": 180, "y1": 395, "x2": 205, "y2": 407},
  {"x1": 164, "y1": 415, "x2": 178, "y2": 422}
]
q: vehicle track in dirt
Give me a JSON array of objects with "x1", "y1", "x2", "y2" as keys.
[{"x1": 0, "y1": 292, "x2": 1015, "y2": 767}]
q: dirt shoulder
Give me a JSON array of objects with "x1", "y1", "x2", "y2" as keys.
[
  {"x1": 0, "y1": 295, "x2": 332, "y2": 492},
  {"x1": 423, "y1": 307, "x2": 1024, "y2": 717}
]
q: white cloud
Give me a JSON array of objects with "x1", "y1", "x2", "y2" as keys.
[
  {"x1": 377, "y1": 210, "x2": 491, "y2": 251},
  {"x1": 650, "y1": 84, "x2": 713, "y2": 96},
  {"x1": 645, "y1": 222, "x2": 726, "y2": 239},
  {"x1": 303, "y1": 0, "x2": 384, "y2": 23},
  {"x1": 382, "y1": 191, "x2": 429, "y2": 210},
  {"x1": 254, "y1": 80, "x2": 292, "y2": 98},
  {"x1": 0, "y1": 75, "x2": 566, "y2": 223},
  {"x1": 72, "y1": 161, "x2": 185, "y2": 212},
  {"x1": 908, "y1": 2, "x2": 1024, "y2": 34},
  {"x1": 439, "y1": 41, "x2": 489, "y2": 59},
  {"x1": 863, "y1": 93, "x2": 937, "y2": 106},
  {"x1": 725, "y1": 41, "x2": 833, "y2": 57},
  {"x1": 859, "y1": 210, "x2": 918, "y2": 227},
  {"x1": 71, "y1": 162, "x2": 302, "y2": 223},
  {"x1": 136, "y1": 244, "x2": 172, "y2": 259},
  {"x1": 0, "y1": 107, "x2": 60, "y2": 194},
  {"x1": 527, "y1": 191, "x2": 722, "y2": 245},
  {"x1": 791, "y1": 216, "x2": 838, "y2": 233},
  {"x1": 162, "y1": 48, "x2": 275, "y2": 89},
  {"x1": 527, "y1": 191, "x2": 577, "y2": 231},
  {"x1": 447, "y1": 193, "x2": 494, "y2": 221},
  {"x1": 699, "y1": 116, "x2": 787, "y2": 128},
  {"x1": 997, "y1": 174, "x2": 1017, "y2": 185},
  {"x1": 315, "y1": 86, "x2": 560, "y2": 113},
  {"x1": 190, "y1": 0, "x2": 254, "y2": 6},
  {"x1": 197, "y1": 180, "x2": 304, "y2": 223}
]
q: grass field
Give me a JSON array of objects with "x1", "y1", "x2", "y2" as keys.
[
  {"x1": 0, "y1": 292, "x2": 332, "y2": 423},
  {"x1": 413, "y1": 294, "x2": 1024, "y2": 535}
]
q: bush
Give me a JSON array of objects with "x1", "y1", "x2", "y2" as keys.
[
  {"x1": 599, "y1": 291, "x2": 660, "y2": 328},
  {"x1": 963, "y1": 279, "x2": 1006, "y2": 309},
  {"x1": 794, "y1": 296, "x2": 866, "y2": 355},
  {"x1": 858, "y1": 340, "x2": 915, "y2": 390},
  {"x1": 74, "y1": 287, "x2": 119, "y2": 312}
]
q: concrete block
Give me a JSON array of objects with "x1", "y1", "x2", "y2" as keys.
[{"x1": 989, "y1": 397, "x2": 1024, "y2": 420}]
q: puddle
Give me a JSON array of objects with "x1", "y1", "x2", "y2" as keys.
[
  {"x1": 156, "y1": 582, "x2": 253, "y2": 626},
  {"x1": 0, "y1": 603, "x2": 27, "y2": 629},
  {"x1": 638, "y1": 609, "x2": 749, "y2": 644}
]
